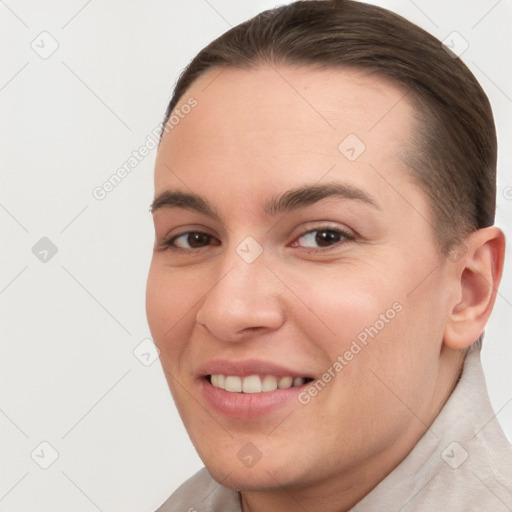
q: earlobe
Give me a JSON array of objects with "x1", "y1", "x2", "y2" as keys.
[{"x1": 443, "y1": 226, "x2": 505, "y2": 350}]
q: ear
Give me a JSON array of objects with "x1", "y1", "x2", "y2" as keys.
[{"x1": 443, "y1": 226, "x2": 505, "y2": 349}]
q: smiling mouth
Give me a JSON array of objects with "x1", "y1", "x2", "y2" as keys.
[{"x1": 207, "y1": 374, "x2": 314, "y2": 393}]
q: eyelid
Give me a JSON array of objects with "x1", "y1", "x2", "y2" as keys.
[
  {"x1": 287, "y1": 218, "x2": 355, "y2": 242},
  {"x1": 290, "y1": 220, "x2": 356, "y2": 239}
]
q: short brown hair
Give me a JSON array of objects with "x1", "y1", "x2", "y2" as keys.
[{"x1": 161, "y1": 0, "x2": 497, "y2": 252}]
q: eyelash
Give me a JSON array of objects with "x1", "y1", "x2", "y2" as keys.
[{"x1": 160, "y1": 227, "x2": 355, "y2": 254}]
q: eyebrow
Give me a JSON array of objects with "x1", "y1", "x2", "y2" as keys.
[{"x1": 150, "y1": 182, "x2": 380, "y2": 219}]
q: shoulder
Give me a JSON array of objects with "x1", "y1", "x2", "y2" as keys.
[{"x1": 154, "y1": 467, "x2": 241, "y2": 512}]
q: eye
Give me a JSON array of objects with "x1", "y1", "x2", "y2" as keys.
[
  {"x1": 292, "y1": 227, "x2": 354, "y2": 250},
  {"x1": 160, "y1": 227, "x2": 353, "y2": 253},
  {"x1": 164, "y1": 231, "x2": 220, "y2": 251}
]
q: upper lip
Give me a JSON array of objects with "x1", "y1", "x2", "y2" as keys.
[{"x1": 197, "y1": 358, "x2": 311, "y2": 379}]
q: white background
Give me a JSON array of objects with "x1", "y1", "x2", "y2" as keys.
[{"x1": 1, "y1": 1, "x2": 511, "y2": 511}]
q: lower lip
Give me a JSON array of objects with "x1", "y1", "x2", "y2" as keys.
[{"x1": 200, "y1": 379, "x2": 306, "y2": 419}]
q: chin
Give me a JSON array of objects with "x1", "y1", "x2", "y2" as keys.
[
  {"x1": 198, "y1": 444, "x2": 309, "y2": 492},
  {"x1": 207, "y1": 463, "x2": 293, "y2": 492}
]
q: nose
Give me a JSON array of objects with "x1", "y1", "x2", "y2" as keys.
[{"x1": 195, "y1": 248, "x2": 286, "y2": 342}]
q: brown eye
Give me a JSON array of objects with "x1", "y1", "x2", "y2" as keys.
[
  {"x1": 295, "y1": 228, "x2": 352, "y2": 249},
  {"x1": 168, "y1": 231, "x2": 219, "y2": 250}
]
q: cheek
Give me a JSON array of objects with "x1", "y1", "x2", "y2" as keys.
[
  {"x1": 292, "y1": 262, "x2": 441, "y2": 399},
  {"x1": 294, "y1": 263, "x2": 402, "y2": 349},
  {"x1": 146, "y1": 264, "x2": 171, "y2": 341},
  {"x1": 302, "y1": 251, "x2": 448, "y2": 348},
  {"x1": 145, "y1": 261, "x2": 202, "y2": 357}
]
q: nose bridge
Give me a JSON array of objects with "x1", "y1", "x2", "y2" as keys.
[
  {"x1": 212, "y1": 234, "x2": 270, "y2": 293},
  {"x1": 208, "y1": 238, "x2": 272, "y2": 308},
  {"x1": 195, "y1": 237, "x2": 285, "y2": 340}
]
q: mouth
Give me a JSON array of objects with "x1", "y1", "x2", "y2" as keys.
[
  {"x1": 197, "y1": 359, "x2": 315, "y2": 419},
  {"x1": 207, "y1": 374, "x2": 314, "y2": 393}
]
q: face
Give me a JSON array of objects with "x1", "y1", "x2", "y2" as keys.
[{"x1": 146, "y1": 65, "x2": 456, "y2": 495}]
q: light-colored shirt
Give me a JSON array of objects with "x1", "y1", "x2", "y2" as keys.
[{"x1": 156, "y1": 338, "x2": 512, "y2": 511}]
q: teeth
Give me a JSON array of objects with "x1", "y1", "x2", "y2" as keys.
[
  {"x1": 278, "y1": 376, "x2": 293, "y2": 389},
  {"x1": 210, "y1": 374, "x2": 307, "y2": 393},
  {"x1": 242, "y1": 375, "x2": 262, "y2": 393},
  {"x1": 262, "y1": 375, "x2": 278, "y2": 392},
  {"x1": 225, "y1": 376, "x2": 242, "y2": 392}
]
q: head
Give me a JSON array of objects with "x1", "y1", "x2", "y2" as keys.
[{"x1": 146, "y1": 0, "x2": 504, "y2": 507}]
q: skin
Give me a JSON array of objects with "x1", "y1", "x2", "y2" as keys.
[{"x1": 146, "y1": 65, "x2": 504, "y2": 512}]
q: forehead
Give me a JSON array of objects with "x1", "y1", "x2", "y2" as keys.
[{"x1": 154, "y1": 64, "x2": 420, "y2": 214}]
